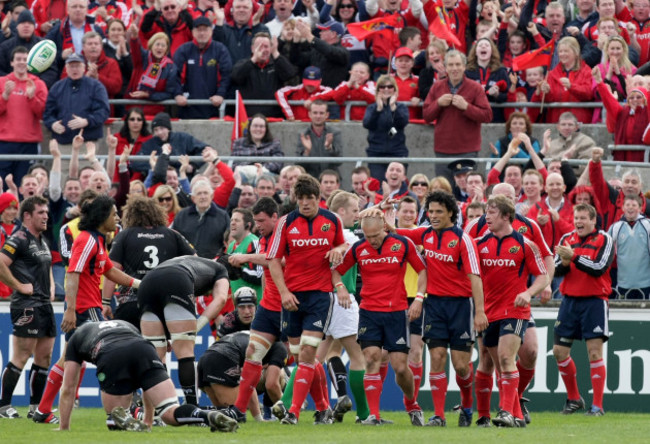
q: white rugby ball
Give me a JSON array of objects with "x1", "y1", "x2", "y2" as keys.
[{"x1": 27, "y1": 39, "x2": 57, "y2": 74}]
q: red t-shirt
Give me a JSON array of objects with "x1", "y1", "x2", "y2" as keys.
[
  {"x1": 336, "y1": 233, "x2": 425, "y2": 312},
  {"x1": 398, "y1": 225, "x2": 480, "y2": 297},
  {"x1": 259, "y1": 234, "x2": 281, "y2": 312},
  {"x1": 68, "y1": 231, "x2": 113, "y2": 313},
  {"x1": 267, "y1": 208, "x2": 345, "y2": 293},
  {"x1": 476, "y1": 231, "x2": 546, "y2": 322}
]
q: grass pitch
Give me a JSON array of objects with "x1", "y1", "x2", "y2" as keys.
[{"x1": 4, "y1": 408, "x2": 650, "y2": 444}]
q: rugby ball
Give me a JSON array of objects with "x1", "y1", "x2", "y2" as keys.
[{"x1": 27, "y1": 40, "x2": 57, "y2": 74}]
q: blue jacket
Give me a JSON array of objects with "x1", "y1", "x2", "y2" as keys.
[
  {"x1": 43, "y1": 76, "x2": 110, "y2": 144},
  {"x1": 212, "y1": 22, "x2": 270, "y2": 66},
  {"x1": 363, "y1": 102, "x2": 409, "y2": 156},
  {"x1": 133, "y1": 131, "x2": 208, "y2": 175},
  {"x1": 173, "y1": 39, "x2": 233, "y2": 118}
]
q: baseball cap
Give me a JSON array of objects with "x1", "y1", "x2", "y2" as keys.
[
  {"x1": 193, "y1": 16, "x2": 211, "y2": 27},
  {"x1": 234, "y1": 287, "x2": 257, "y2": 306},
  {"x1": 394, "y1": 47, "x2": 414, "y2": 59},
  {"x1": 317, "y1": 20, "x2": 344, "y2": 37},
  {"x1": 302, "y1": 66, "x2": 322, "y2": 87},
  {"x1": 447, "y1": 159, "x2": 477, "y2": 176},
  {"x1": 65, "y1": 53, "x2": 85, "y2": 64}
]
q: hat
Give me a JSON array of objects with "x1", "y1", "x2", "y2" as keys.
[
  {"x1": 193, "y1": 16, "x2": 211, "y2": 28},
  {"x1": 317, "y1": 20, "x2": 344, "y2": 37},
  {"x1": 17, "y1": 10, "x2": 35, "y2": 25},
  {"x1": 630, "y1": 87, "x2": 649, "y2": 104},
  {"x1": 0, "y1": 192, "x2": 18, "y2": 215},
  {"x1": 65, "y1": 53, "x2": 85, "y2": 64},
  {"x1": 394, "y1": 47, "x2": 414, "y2": 59},
  {"x1": 234, "y1": 287, "x2": 257, "y2": 306},
  {"x1": 302, "y1": 66, "x2": 322, "y2": 87},
  {"x1": 152, "y1": 112, "x2": 172, "y2": 130},
  {"x1": 447, "y1": 159, "x2": 476, "y2": 176}
]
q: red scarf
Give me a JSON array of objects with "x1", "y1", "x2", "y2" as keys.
[
  {"x1": 138, "y1": 53, "x2": 171, "y2": 90},
  {"x1": 61, "y1": 18, "x2": 93, "y2": 51}
]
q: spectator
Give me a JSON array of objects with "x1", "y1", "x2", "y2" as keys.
[
  {"x1": 277, "y1": 66, "x2": 331, "y2": 121},
  {"x1": 372, "y1": 161, "x2": 417, "y2": 203},
  {"x1": 319, "y1": 0, "x2": 368, "y2": 66},
  {"x1": 429, "y1": 175, "x2": 453, "y2": 194},
  {"x1": 139, "y1": 0, "x2": 193, "y2": 56},
  {"x1": 172, "y1": 179, "x2": 230, "y2": 258},
  {"x1": 418, "y1": 39, "x2": 447, "y2": 100},
  {"x1": 447, "y1": 159, "x2": 476, "y2": 203},
  {"x1": 490, "y1": 112, "x2": 541, "y2": 159},
  {"x1": 102, "y1": 18, "x2": 133, "y2": 103},
  {"x1": 66, "y1": 30, "x2": 122, "y2": 98},
  {"x1": 349, "y1": 165, "x2": 372, "y2": 209},
  {"x1": 0, "y1": 10, "x2": 59, "y2": 87},
  {"x1": 231, "y1": 32, "x2": 297, "y2": 118},
  {"x1": 423, "y1": 49, "x2": 493, "y2": 180},
  {"x1": 296, "y1": 99, "x2": 342, "y2": 177},
  {"x1": 212, "y1": 0, "x2": 270, "y2": 65},
  {"x1": 544, "y1": 111, "x2": 596, "y2": 165},
  {"x1": 465, "y1": 38, "x2": 510, "y2": 122},
  {"x1": 31, "y1": 0, "x2": 68, "y2": 37},
  {"x1": 534, "y1": 36, "x2": 594, "y2": 123},
  {"x1": 392, "y1": 46, "x2": 421, "y2": 120},
  {"x1": 127, "y1": 24, "x2": 182, "y2": 115},
  {"x1": 0, "y1": 46, "x2": 48, "y2": 186},
  {"x1": 87, "y1": 0, "x2": 130, "y2": 32},
  {"x1": 363, "y1": 74, "x2": 409, "y2": 181},
  {"x1": 173, "y1": 16, "x2": 233, "y2": 119},
  {"x1": 150, "y1": 165, "x2": 192, "y2": 208},
  {"x1": 408, "y1": 172, "x2": 429, "y2": 224},
  {"x1": 527, "y1": 172, "x2": 574, "y2": 249},
  {"x1": 628, "y1": 0, "x2": 650, "y2": 66},
  {"x1": 593, "y1": 34, "x2": 636, "y2": 101},
  {"x1": 152, "y1": 183, "x2": 180, "y2": 225},
  {"x1": 318, "y1": 169, "x2": 340, "y2": 206},
  {"x1": 231, "y1": 113, "x2": 284, "y2": 175},
  {"x1": 277, "y1": 164, "x2": 304, "y2": 202},
  {"x1": 516, "y1": 169, "x2": 545, "y2": 216},
  {"x1": 43, "y1": 53, "x2": 110, "y2": 168},
  {"x1": 113, "y1": 108, "x2": 152, "y2": 182},
  {"x1": 265, "y1": 0, "x2": 312, "y2": 38},
  {"x1": 423, "y1": 0, "x2": 469, "y2": 53}
]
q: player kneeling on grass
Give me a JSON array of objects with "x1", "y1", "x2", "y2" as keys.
[{"x1": 58, "y1": 320, "x2": 238, "y2": 432}]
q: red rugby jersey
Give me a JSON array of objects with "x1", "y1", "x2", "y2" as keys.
[
  {"x1": 465, "y1": 213, "x2": 553, "y2": 257},
  {"x1": 267, "y1": 208, "x2": 345, "y2": 292},
  {"x1": 259, "y1": 234, "x2": 281, "y2": 312},
  {"x1": 68, "y1": 231, "x2": 113, "y2": 313},
  {"x1": 336, "y1": 233, "x2": 426, "y2": 312},
  {"x1": 476, "y1": 231, "x2": 546, "y2": 322},
  {"x1": 397, "y1": 225, "x2": 480, "y2": 297}
]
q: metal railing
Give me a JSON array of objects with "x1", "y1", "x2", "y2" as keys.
[{"x1": 608, "y1": 144, "x2": 650, "y2": 167}]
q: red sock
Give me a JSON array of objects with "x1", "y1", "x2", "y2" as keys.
[
  {"x1": 456, "y1": 363, "x2": 474, "y2": 409},
  {"x1": 409, "y1": 361, "x2": 423, "y2": 400},
  {"x1": 557, "y1": 357, "x2": 580, "y2": 400},
  {"x1": 289, "y1": 363, "x2": 315, "y2": 418},
  {"x1": 475, "y1": 370, "x2": 493, "y2": 418},
  {"x1": 512, "y1": 388, "x2": 523, "y2": 419},
  {"x1": 379, "y1": 363, "x2": 389, "y2": 385},
  {"x1": 38, "y1": 364, "x2": 64, "y2": 413},
  {"x1": 429, "y1": 372, "x2": 447, "y2": 419},
  {"x1": 235, "y1": 360, "x2": 263, "y2": 412},
  {"x1": 309, "y1": 363, "x2": 329, "y2": 411},
  {"x1": 363, "y1": 372, "x2": 383, "y2": 418},
  {"x1": 75, "y1": 362, "x2": 86, "y2": 400},
  {"x1": 590, "y1": 359, "x2": 606, "y2": 409},
  {"x1": 318, "y1": 364, "x2": 330, "y2": 405},
  {"x1": 500, "y1": 371, "x2": 519, "y2": 414},
  {"x1": 516, "y1": 361, "x2": 535, "y2": 397},
  {"x1": 496, "y1": 372, "x2": 503, "y2": 410}
]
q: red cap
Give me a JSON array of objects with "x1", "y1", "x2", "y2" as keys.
[
  {"x1": 394, "y1": 47, "x2": 414, "y2": 59},
  {"x1": 0, "y1": 192, "x2": 18, "y2": 215}
]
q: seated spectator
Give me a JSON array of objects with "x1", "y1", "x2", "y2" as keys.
[
  {"x1": 392, "y1": 47, "x2": 421, "y2": 120},
  {"x1": 296, "y1": 99, "x2": 342, "y2": 177},
  {"x1": 533, "y1": 36, "x2": 594, "y2": 123},
  {"x1": 418, "y1": 39, "x2": 447, "y2": 101},
  {"x1": 320, "y1": 0, "x2": 368, "y2": 66},
  {"x1": 173, "y1": 16, "x2": 233, "y2": 119},
  {"x1": 465, "y1": 37, "x2": 510, "y2": 122},
  {"x1": 139, "y1": 0, "x2": 193, "y2": 56},
  {"x1": 593, "y1": 34, "x2": 636, "y2": 102},
  {"x1": 114, "y1": 108, "x2": 152, "y2": 182},
  {"x1": 152, "y1": 183, "x2": 180, "y2": 225},
  {"x1": 311, "y1": 61, "x2": 375, "y2": 121},
  {"x1": 230, "y1": 31, "x2": 297, "y2": 118},
  {"x1": 127, "y1": 24, "x2": 181, "y2": 115},
  {"x1": 212, "y1": 0, "x2": 270, "y2": 65},
  {"x1": 277, "y1": 66, "x2": 331, "y2": 121},
  {"x1": 231, "y1": 114, "x2": 284, "y2": 176},
  {"x1": 103, "y1": 18, "x2": 134, "y2": 103},
  {"x1": 490, "y1": 111, "x2": 541, "y2": 159},
  {"x1": 363, "y1": 74, "x2": 409, "y2": 181}
]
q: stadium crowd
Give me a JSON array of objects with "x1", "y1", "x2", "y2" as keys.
[{"x1": 0, "y1": 0, "x2": 649, "y2": 433}]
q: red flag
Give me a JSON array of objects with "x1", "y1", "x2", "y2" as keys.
[
  {"x1": 428, "y1": 6, "x2": 462, "y2": 48},
  {"x1": 231, "y1": 90, "x2": 248, "y2": 150},
  {"x1": 512, "y1": 39, "x2": 556, "y2": 72},
  {"x1": 347, "y1": 14, "x2": 402, "y2": 41}
]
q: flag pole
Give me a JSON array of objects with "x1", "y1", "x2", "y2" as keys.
[{"x1": 540, "y1": 70, "x2": 549, "y2": 114}]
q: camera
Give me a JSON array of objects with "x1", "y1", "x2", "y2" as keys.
[{"x1": 388, "y1": 127, "x2": 397, "y2": 138}]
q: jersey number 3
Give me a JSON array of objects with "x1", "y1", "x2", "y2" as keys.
[{"x1": 143, "y1": 245, "x2": 159, "y2": 268}]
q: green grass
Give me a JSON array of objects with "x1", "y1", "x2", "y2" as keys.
[{"x1": 4, "y1": 408, "x2": 650, "y2": 444}]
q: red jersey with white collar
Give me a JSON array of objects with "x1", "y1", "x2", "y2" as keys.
[
  {"x1": 267, "y1": 208, "x2": 345, "y2": 292},
  {"x1": 476, "y1": 231, "x2": 547, "y2": 322},
  {"x1": 397, "y1": 225, "x2": 480, "y2": 297},
  {"x1": 465, "y1": 213, "x2": 553, "y2": 257},
  {"x1": 394, "y1": 74, "x2": 421, "y2": 120},
  {"x1": 336, "y1": 233, "x2": 425, "y2": 312},
  {"x1": 259, "y1": 234, "x2": 281, "y2": 312},
  {"x1": 68, "y1": 230, "x2": 113, "y2": 313}
]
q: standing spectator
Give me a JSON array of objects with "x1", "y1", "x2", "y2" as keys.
[
  {"x1": 152, "y1": 184, "x2": 181, "y2": 225},
  {"x1": 70, "y1": 30, "x2": 122, "y2": 98},
  {"x1": 527, "y1": 172, "x2": 574, "y2": 251},
  {"x1": 423, "y1": 50, "x2": 493, "y2": 180},
  {"x1": 212, "y1": 0, "x2": 270, "y2": 65},
  {"x1": 392, "y1": 47, "x2": 421, "y2": 120},
  {"x1": 265, "y1": 0, "x2": 307, "y2": 38},
  {"x1": 296, "y1": 100, "x2": 341, "y2": 178},
  {"x1": 320, "y1": 0, "x2": 368, "y2": 66},
  {"x1": 593, "y1": 35, "x2": 636, "y2": 101},
  {"x1": 102, "y1": 18, "x2": 132, "y2": 103},
  {"x1": 231, "y1": 114, "x2": 284, "y2": 175},
  {"x1": 113, "y1": 108, "x2": 152, "y2": 182},
  {"x1": 276, "y1": 66, "x2": 332, "y2": 121},
  {"x1": 465, "y1": 38, "x2": 510, "y2": 123},
  {"x1": 311, "y1": 61, "x2": 375, "y2": 121},
  {"x1": 418, "y1": 39, "x2": 447, "y2": 101},
  {"x1": 0, "y1": 46, "x2": 47, "y2": 186},
  {"x1": 553, "y1": 203, "x2": 614, "y2": 416},
  {"x1": 628, "y1": 0, "x2": 650, "y2": 66},
  {"x1": 139, "y1": 0, "x2": 193, "y2": 57},
  {"x1": 31, "y1": 0, "x2": 68, "y2": 37},
  {"x1": 363, "y1": 74, "x2": 409, "y2": 181},
  {"x1": 231, "y1": 32, "x2": 297, "y2": 118},
  {"x1": 173, "y1": 16, "x2": 233, "y2": 119}
]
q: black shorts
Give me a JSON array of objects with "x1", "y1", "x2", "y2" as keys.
[
  {"x1": 95, "y1": 340, "x2": 169, "y2": 395},
  {"x1": 482, "y1": 318, "x2": 528, "y2": 348},
  {"x1": 407, "y1": 298, "x2": 423, "y2": 336},
  {"x1": 197, "y1": 350, "x2": 241, "y2": 388},
  {"x1": 11, "y1": 305, "x2": 56, "y2": 338},
  {"x1": 114, "y1": 301, "x2": 141, "y2": 331},
  {"x1": 138, "y1": 269, "x2": 196, "y2": 320}
]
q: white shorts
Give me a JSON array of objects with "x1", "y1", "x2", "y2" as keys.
[{"x1": 325, "y1": 292, "x2": 359, "y2": 339}]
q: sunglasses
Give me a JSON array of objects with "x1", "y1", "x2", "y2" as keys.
[
  {"x1": 128, "y1": 117, "x2": 143, "y2": 121},
  {"x1": 339, "y1": 3, "x2": 355, "y2": 8},
  {"x1": 378, "y1": 84, "x2": 395, "y2": 89},
  {"x1": 163, "y1": 4, "x2": 176, "y2": 10},
  {"x1": 411, "y1": 181, "x2": 428, "y2": 187},
  {"x1": 158, "y1": 196, "x2": 173, "y2": 202}
]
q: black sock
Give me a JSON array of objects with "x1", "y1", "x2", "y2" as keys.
[
  {"x1": 327, "y1": 356, "x2": 348, "y2": 397},
  {"x1": 0, "y1": 362, "x2": 23, "y2": 406},
  {"x1": 178, "y1": 357, "x2": 197, "y2": 406},
  {"x1": 263, "y1": 390, "x2": 273, "y2": 407},
  {"x1": 29, "y1": 365, "x2": 49, "y2": 405},
  {"x1": 173, "y1": 403, "x2": 208, "y2": 425}
]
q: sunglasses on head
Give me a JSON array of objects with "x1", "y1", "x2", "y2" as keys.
[
  {"x1": 411, "y1": 181, "x2": 428, "y2": 187},
  {"x1": 158, "y1": 196, "x2": 173, "y2": 202}
]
